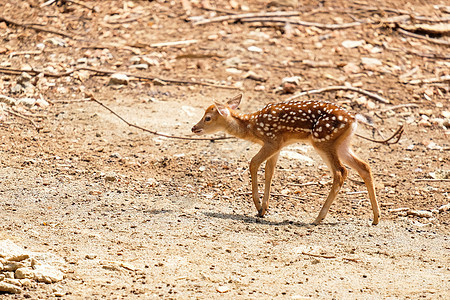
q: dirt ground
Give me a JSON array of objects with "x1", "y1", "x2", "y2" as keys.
[{"x1": 0, "y1": 0, "x2": 449, "y2": 299}]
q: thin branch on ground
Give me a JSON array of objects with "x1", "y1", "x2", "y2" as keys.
[
  {"x1": 86, "y1": 93, "x2": 234, "y2": 142},
  {"x1": 240, "y1": 17, "x2": 365, "y2": 29},
  {"x1": 377, "y1": 103, "x2": 419, "y2": 112},
  {"x1": 407, "y1": 75, "x2": 450, "y2": 85},
  {"x1": 414, "y1": 179, "x2": 450, "y2": 182},
  {"x1": 287, "y1": 182, "x2": 321, "y2": 187},
  {"x1": 382, "y1": 43, "x2": 450, "y2": 60},
  {"x1": 192, "y1": 11, "x2": 304, "y2": 25},
  {"x1": 5, "y1": 109, "x2": 43, "y2": 131},
  {"x1": 355, "y1": 125, "x2": 404, "y2": 145},
  {"x1": 301, "y1": 252, "x2": 336, "y2": 259},
  {"x1": 396, "y1": 28, "x2": 450, "y2": 47},
  {"x1": 0, "y1": 16, "x2": 75, "y2": 39},
  {"x1": 285, "y1": 86, "x2": 390, "y2": 104}
]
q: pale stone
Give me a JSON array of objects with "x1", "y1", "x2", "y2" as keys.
[
  {"x1": 33, "y1": 264, "x2": 64, "y2": 283},
  {"x1": 0, "y1": 281, "x2": 22, "y2": 294}
]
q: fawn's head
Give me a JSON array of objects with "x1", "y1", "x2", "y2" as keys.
[{"x1": 192, "y1": 94, "x2": 242, "y2": 134}]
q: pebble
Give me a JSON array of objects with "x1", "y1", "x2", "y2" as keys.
[
  {"x1": 0, "y1": 240, "x2": 65, "y2": 294},
  {"x1": 216, "y1": 285, "x2": 230, "y2": 293},
  {"x1": 7, "y1": 254, "x2": 29, "y2": 262},
  {"x1": 108, "y1": 73, "x2": 129, "y2": 85},
  {"x1": 248, "y1": 46, "x2": 263, "y2": 53},
  {"x1": 3, "y1": 261, "x2": 26, "y2": 272},
  {"x1": 0, "y1": 281, "x2": 22, "y2": 294},
  {"x1": 342, "y1": 40, "x2": 365, "y2": 48},
  {"x1": 407, "y1": 210, "x2": 433, "y2": 218},
  {"x1": 438, "y1": 203, "x2": 450, "y2": 213},
  {"x1": 0, "y1": 94, "x2": 16, "y2": 106},
  {"x1": 33, "y1": 264, "x2": 64, "y2": 283},
  {"x1": 343, "y1": 62, "x2": 361, "y2": 74},
  {"x1": 129, "y1": 63, "x2": 149, "y2": 70},
  {"x1": 361, "y1": 57, "x2": 382, "y2": 71},
  {"x1": 15, "y1": 267, "x2": 35, "y2": 279}
]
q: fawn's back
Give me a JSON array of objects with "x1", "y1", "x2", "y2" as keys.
[{"x1": 240, "y1": 100, "x2": 356, "y2": 143}]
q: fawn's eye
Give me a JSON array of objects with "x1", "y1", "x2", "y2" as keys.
[{"x1": 205, "y1": 116, "x2": 211, "y2": 122}]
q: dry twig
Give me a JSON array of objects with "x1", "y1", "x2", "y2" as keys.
[
  {"x1": 86, "y1": 93, "x2": 233, "y2": 142},
  {"x1": 285, "y1": 86, "x2": 390, "y2": 104},
  {"x1": 301, "y1": 252, "x2": 336, "y2": 259},
  {"x1": 407, "y1": 75, "x2": 450, "y2": 85},
  {"x1": 5, "y1": 110, "x2": 42, "y2": 131},
  {"x1": 414, "y1": 179, "x2": 450, "y2": 182},
  {"x1": 240, "y1": 17, "x2": 364, "y2": 29},
  {"x1": 396, "y1": 28, "x2": 450, "y2": 47},
  {"x1": 0, "y1": 16, "x2": 75, "y2": 39}
]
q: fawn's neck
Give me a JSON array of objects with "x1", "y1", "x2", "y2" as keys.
[{"x1": 225, "y1": 111, "x2": 262, "y2": 144}]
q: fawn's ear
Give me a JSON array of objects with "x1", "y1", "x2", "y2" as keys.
[
  {"x1": 214, "y1": 102, "x2": 230, "y2": 117},
  {"x1": 227, "y1": 94, "x2": 242, "y2": 110}
]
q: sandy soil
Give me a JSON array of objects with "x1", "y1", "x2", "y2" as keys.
[{"x1": 0, "y1": 0, "x2": 449, "y2": 299}]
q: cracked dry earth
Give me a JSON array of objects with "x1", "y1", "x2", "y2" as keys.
[{"x1": 0, "y1": 0, "x2": 449, "y2": 299}]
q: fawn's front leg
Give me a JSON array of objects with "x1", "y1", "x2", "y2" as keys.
[
  {"x1": 259, "y1": 153, "x2": 280, "y2": 217},
  {"x1": 249, "y1": 144, "x2": 279, "y2": 217}
]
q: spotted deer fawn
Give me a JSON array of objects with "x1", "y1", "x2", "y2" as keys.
[{"x1": 192, "y1": 94, "x2": 380, "y2": 225}]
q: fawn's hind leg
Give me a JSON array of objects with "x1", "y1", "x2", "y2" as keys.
[
  {"x1": 339, "y1": 146, "x2": 380, "y2": 225},
  {"x1": 312, "y1": 145, "x2": 348, "y2": 225}
]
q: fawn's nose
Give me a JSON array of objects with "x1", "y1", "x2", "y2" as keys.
[{"x1": 192, "y1": 125, "x2": 203, "y2": 134}]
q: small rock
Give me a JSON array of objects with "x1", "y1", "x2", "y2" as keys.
[
  {"x1": 33, "y1": 264, "x2": 64, "y2": 283},
  {"x1": 85, "y1": 254, "x2": 97, "y2": 260},
  {"x1": 223, "y1": 57, "x2": 241, "y2": 67},
  {"x1": 244, "y1": 70, "x2": 266, "y2": 82},
  {"x1": 417, "y1": 119, "x2": 432, "y2": 127},
  {"x1": 438, "y1": 203, "x2": 450, "y2": 213},
  {"x1": 207, "y1": 34, "x2": 219, "y2": 40},
  {"x1": 254, "y1": 85, "x2": 265, "y2": 91},
  {"x1": 141, "y1": 56, "x2": 159, "y2": 66},
  {"x1": 108, "y1": 73, "x2": 129, "y2": 85},
  {"x1": 35, "y1": 98, "x2": 49, "y2": 107},
  {"x1": 146, "y1": 178, "x2": 159, "y2": 187},
  {"x1": 0, "y1": 281, "x2": 22, "y2": 294},
  {"x1": 36, "y1": 43, "x2": 45, "y2": 50},
  {"x1": 225, "y1": 68, "x2": 242, "y2": 75},
  {"x1": 361, "y1": 57, "x2": 382, "y2": 70},
  {"x1": 248, "y1": 46, "x2": 263, "y2": 53},
  {"x1": 3, "y1": 261, "x2": 26, "y2": 272},
  {"x1": 7, "y1": 254, "x2": 29, "y2": 262},
  {"x1": 17, "y1": 98, "x2": 37, "y2": 107},
  {"x1": 104, "y1": 173, "x2": 117, "y2": 182},
  {"x1": 19, "y1": 279, "x2": 32, "y2": 288},
  {"x1": 129, "y1": 56, "x2": 141, "y2": 64},
  {"x1": 342, "y1": 40, "x2": 365, "y2": 48},
  {"x1": 129, "y1": 63, "x2": 148, "y2": 70},
  {"x1": 15, "y1": 267, "x2": 35, "y2": 280},
  {"x1": 407, "y1": 210, "x2": 433, "y2": 218},
  {"x1": 216, "y1": 285, "x2": 230, "y2": 293},
  {"x1": 282, "y1": 76, "x2": 302, "y2": 85},
  {"x1": 281, "y1": 82, "x2": 297, "y2": 94},
  {"x1": 0, "y1": 94, "x2": 16, "y2": 106},
  {"x1": 4, "y1": 278, "x2": 22, "y2": 286},
  {"x1": 343, "y1": 62, "x2": 361, "y2": 74}
]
